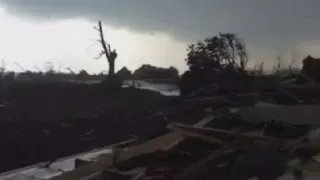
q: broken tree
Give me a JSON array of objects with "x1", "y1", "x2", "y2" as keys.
[{"x1": 95, "y1": 20, "x2": 118, "y2": 78}]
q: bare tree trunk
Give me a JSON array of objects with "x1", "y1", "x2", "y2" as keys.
[
  {"x1": 96, "y1": 20, "x2": 117, "y2": 79},
  {"x1": 97, "y1": 21, "x2": 110, "y2": 60},
  {"x1": 109, "y1": 60, "x2": 115, "y2": 77}
]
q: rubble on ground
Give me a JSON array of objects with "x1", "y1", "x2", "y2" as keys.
[
  {"x1": 44, "y1": 88, "x2": 320, "y2": 180},
  {"x1": 4, "y1": 80, "x2": 320, "y2": 180}
]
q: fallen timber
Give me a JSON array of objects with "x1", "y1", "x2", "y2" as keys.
[
  {"x1": 50, "y1": 115, "x2": 215, "y2": 180},
  {"x1": 40, "y1": 85, "x2": 320, "y2": 180},
  {"x1": 47, "y1": 105, "x2": 320, "y2": 180},
  {"x1": 3, "y1": 77, "x2": 320, "y2": 179},
  {"x1": 52, "y1": 78, "x2": 320, "y2": 179},
  {"x1": 38, "y1": 83, "x2": 320, "y2": 180}
]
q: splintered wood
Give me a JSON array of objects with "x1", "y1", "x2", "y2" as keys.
[
  {"x1": 50, "y1": 113, "x2": 317, "y2": 180},
  {"x1": 50, "y1": 116, "x2": 215, "y2": 180},
  {"x1": 168, "y1": 122, "x2": 277, "y2": 141}
]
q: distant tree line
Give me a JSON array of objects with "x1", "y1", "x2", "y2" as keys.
[
  {"x1": 116, "y1": 64, "x2": 179, "y2": 80},
  {"x1": 11, "y1": 64, "x2": 179, "y2": 83},
  {"x1": 14, "y1": 70, "x2": 107, "y2": 82}
]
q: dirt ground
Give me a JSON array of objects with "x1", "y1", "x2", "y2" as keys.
[{"x1": 0, "y1": 81, "x2": 202, "y2": 173}]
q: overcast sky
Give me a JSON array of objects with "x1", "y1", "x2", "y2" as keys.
[{"x1": 0, "y1": 0, "x2": 319, "y2": 73}]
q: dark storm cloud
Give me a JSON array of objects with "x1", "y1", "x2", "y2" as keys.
[{"x1": 1, "y1": 0, "x2": 320, "y2": 49}]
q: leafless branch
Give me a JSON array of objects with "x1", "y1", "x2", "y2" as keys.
[
  {"x1": 66, "y1": 67, "x2": 75, "y2": 75},
  {"x1": 94, "y1": 51, "x2": 105, "y2": 60},
  {"x1": 93, "y1": 26, "x2": 99, "y2": 32},
  {"x1": 86, "y1": 41, "x2": 100, "y2": 50}
]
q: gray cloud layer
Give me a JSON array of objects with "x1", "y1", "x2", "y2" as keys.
[{"x1": 1, "y1": 0, "x2": 320, "y2": 59}]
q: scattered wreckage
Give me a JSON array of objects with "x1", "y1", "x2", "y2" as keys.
[
  {"x1": 46, "y1": 100, "x2": 320, "y2": 179},
  {"x1": 3, "y1": 81, "x2": 320, "y2": 180},
  {"x1": 42, "y1": 106, "x2": 320, "y2": 180}
]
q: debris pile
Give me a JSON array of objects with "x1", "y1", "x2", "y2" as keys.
[
  {"x1": 3, "y1": 80, "x2": 320, "y2": 180},
  {"x1": 49, "y1": 97, "x2": 320, "y2": 180}
]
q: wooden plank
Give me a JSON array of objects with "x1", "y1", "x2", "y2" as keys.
[
  {"x1": 169, "y1": 122, "x2": 277, "y2": 141},
  {"x1": 162, "y1": 115, "x2": 215, "y2": 150},
  {"x1": 168, "y1": 125, "x2": 223, "y2": 145},
  {"x1": 50, "y1": 115, "x2": 215, "y2": 180}
]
